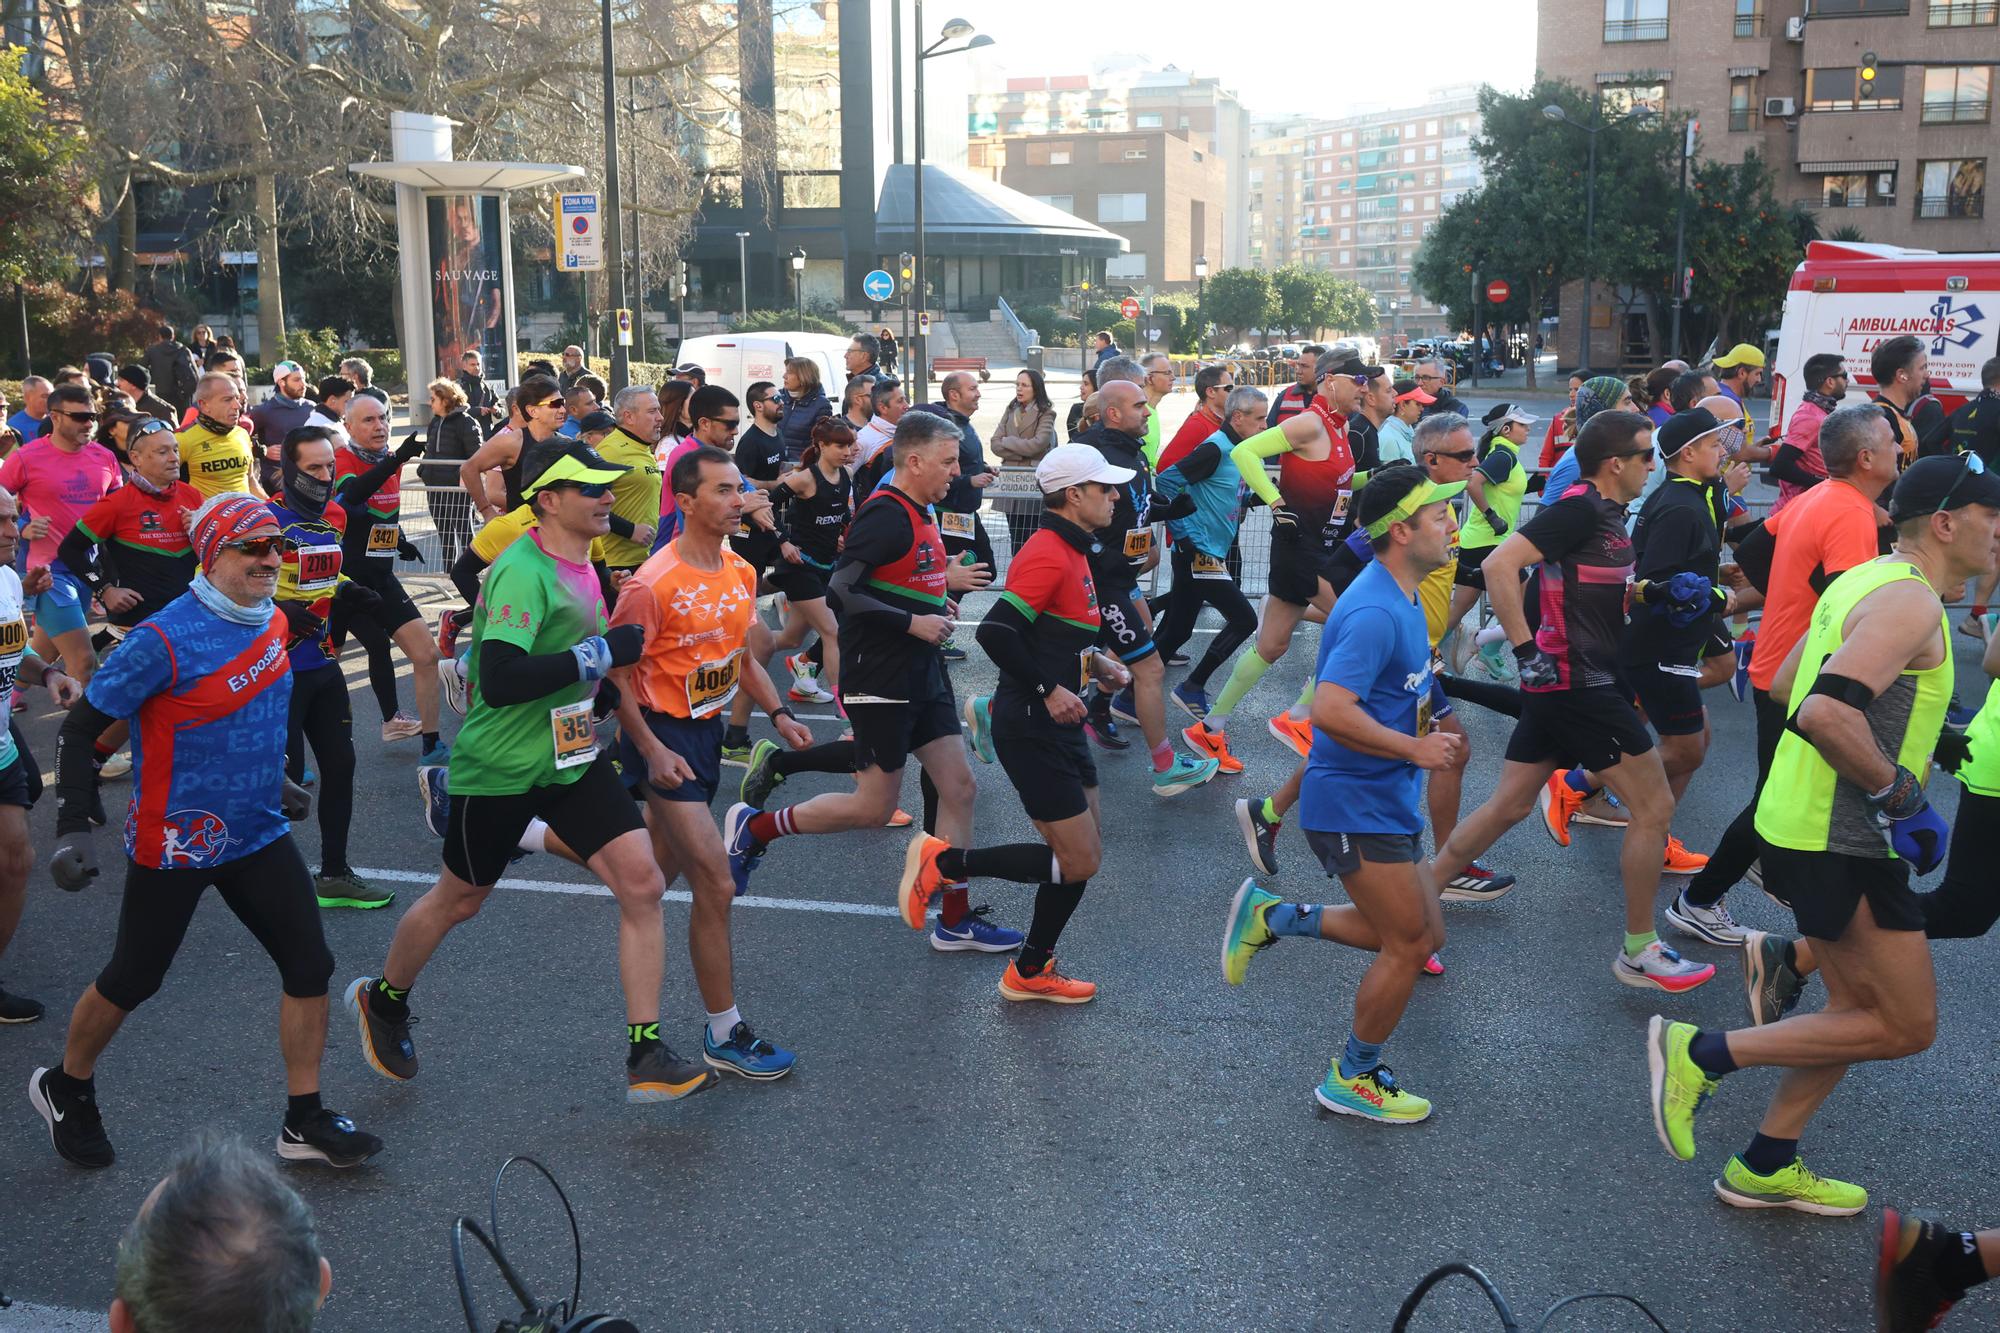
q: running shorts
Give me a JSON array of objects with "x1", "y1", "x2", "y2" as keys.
[
  {"x1": 618, "y1": 709, "x2": 724, "y2": 805},
  {"x1": 443, "y1": 753, "x2": 641, "y2": 887},
  {"x1": 29, "y1": 566, "x2": 91, "y2": 639},
  {"x1": 1303, "y1": 829, "x2": 1423, "y2": 879},
  {"x1": 993, "y1": 722, "x2": 1097, "y2": 824},
  {"x1": 1503, "y1": 685, "x2": 1655, "y2": 772},
  {"x1": 1266, "y1": 528, "x2": 1334, "y2": 608},
  {"x1": 845, "y1": 690, "x2": 960, "y2": 775},
  {"x1": 0, "y1": 741, "x2": 36, "y2": 809},
  {"x1": 1761, "y1": 844, "x2": 1922, "y2": 941},
  {"x1": 350, "y1": 567, "x2": 422, "y2": 633},
  {"x1": 766, "y1": 559, "x2": 832, "y2": 604},
  {"x1": 1453, "y1": 547, "x2": 1496, "y2": 590},
  {"x1": 1628, "y1": 661, "x2": 1706, "y2": 737},
  {"x1": 1097, "y1": 584, "x2": 1156, "y2": 664}
]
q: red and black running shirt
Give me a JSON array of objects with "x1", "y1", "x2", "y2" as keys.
[
  {"x1": 832, "y1": 484, "x2": 951, "y2": 701},
  {"x1": 1518, "y1": 481, "x2": 1635, "y2": 692},
  {"x1": 69, "y1": 482, "x2": 203, "y2": 627},
  {"x1": 1281, "y1": 397, "x2": 1358, "y2": 545},
  {"x1": 987, "y1": 515, "x2": 1102, "y2": 726}
]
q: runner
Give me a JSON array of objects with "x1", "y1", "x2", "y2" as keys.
[
  {"x1": 766, "y1": 417, "x2": 856, "y2": 703},
  {"x1": 269, "y1": 425, "x2": 393, "y2": 911},
  {"x1": 0, "y1": 484, "x2": 85, "y2": 1022},
  {"x1": 29, "y1": 494, "x2": 379, "y2": 1169},
  {"x1": 1220, "y1": 467, "x2": 1462, "y2": 1124},
  {"x1": 934, "y1": 444, "x2": 1137, "y2": 1001},
  {"x1": 1073, "y1": 381, "x2": 1217, "y2": 794},
  {"x1": 1183, "y1": 350, "x2": 1369, "y2": 770},
  {"x1": 1878, "y1": 1207, "x2": 2000, "y2": 1331},
  {"x1": 175, "y1": 373, "x2": 266, "y2": 500},
  {"x1": 722, "y1": 410, "x2": 1013, "y2": 951},
  {"x1": 610, "y1": 444, "x2": 814, "y2": 1076},
  {"x1": 1428, "y1": 410, "x2": 1715, "y2": 992},
  {"x1": 588, "y1": 384, "x2": 665, "y2": 588},
  {"x1": 1445, "y1": 403, "x2": 1535, "y2": 670},
  {"x1": 1646, "y1": 453, "x2": 1999, "y2": 1214},
  {"x1": 346, "y1": 438, "x2": 720, "y2": 1105}
]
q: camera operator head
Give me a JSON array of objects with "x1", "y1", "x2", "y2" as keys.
[{"x1": 111, "y1": 1136, "x2": 331, "y2": 1333}]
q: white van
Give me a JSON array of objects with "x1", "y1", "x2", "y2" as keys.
[{"x1": 673, "y1": 332, "x2": 854, "y2": 402}]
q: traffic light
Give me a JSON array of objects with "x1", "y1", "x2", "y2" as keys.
[
  {"x1": 1859, "y1": 52, "x2": 1879, "y2": 99},
  {"x1": 1681, "y1": 266, "x2": 1694, "y2": 300},
  {"x1": 676, "y1": 259, "x2": 689, "y2": 300}
]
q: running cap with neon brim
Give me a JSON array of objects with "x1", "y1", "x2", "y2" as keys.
[
  {"x1": 520, "y1": 438, "x2": 630, "y2": 497},
  {"x1": 1359, "y1": 468, "x2": 1468, "y2": 538}
]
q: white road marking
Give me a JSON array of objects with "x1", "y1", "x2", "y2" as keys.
[{"x1": 353, "y1": 867, "x2": 899, "y2": 918}]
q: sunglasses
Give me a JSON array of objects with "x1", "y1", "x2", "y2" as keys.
[
  {"x1": 549, "y1": 481, "x2": 613, "y2": 498},
  {"x1": 1938, "y1": 450, "x2": 1988, "y2": 513},
  {"x1": 58, "y1": 410, "x2": 99, "y2": 423},
  {"x1": 133, "y1": 419, "x2": 173, "y2": 438},
  {"x1": 224, "y1": 536, "x2": 286, "y2": 557},
  {"x1": 1427, "y1": 448, "x2": 1477, "y2": 462},
  {"x1": 1416, "y1": 374, "x2": 1442, "y2": 382},
  {"x1": 711, "y1": 416, "x2": 742, "y2": 430}
]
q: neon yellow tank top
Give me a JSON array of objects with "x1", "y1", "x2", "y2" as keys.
[{"x1": 1460, "y1": 439, "x2": 1526, "y2": 550}]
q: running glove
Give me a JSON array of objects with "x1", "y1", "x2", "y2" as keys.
[
  {"x1": 1869, "y1": 763, "x2": 1950, "y2": 873},
  {"x1": 1935, "y1": 728, "x2": 1975, "y2": 775},
  {"x1": 50, "y1": 831, "x2": 97, "y2": 891},
  {"x1": 1513, "y1": 641, "x2": 1558, "y2": 690},
  {"x1": 397, "y1": 538, "x2": 422, "y2": 562},
  {"x1": 571, "y1": 624, "x2": 646, "y2": 682},
  {"x1": 1482, "y1": 508, "x2": 1509, "y2": 537},
  {"x1": 336, "y1": 580, "x2": 382, "y2": 611},
  {"x1": 396, "y1": 431, "x2": 427, "y2": 463},
  {"x1": 1269, "y1": 505, "x2": 1300, "y2": 534}
]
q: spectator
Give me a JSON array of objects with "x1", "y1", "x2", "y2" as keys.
[
  {"x1": 456, "y1": 349, "x2": 500, "y2": 436},
  {"x1": 1091, "y1": 330, "x2": 1118, "y2": 370},
  {"x1": 339, "y1": 357, "x2": 387, "y2": 406},
  {"x1": 8, "y1": 376, "x2": 50, "y2": 440},
  {"x1": 990, "y1": 368, "x2": 1057, "y2": 463},
  {"x1": 557, "y1": 344, "x2": 588, "y2": 391},
  {"x1": 307, "y1": 376, "x2": 354, "y2": 447},
  {"x1": 878, "y1": 325, "x2": 898, "y2": 375},
  {"x1": 110, "y1": 1135, "x2": 332, "y2": 1333},
  {"x1": 775, "y1": 355, "x2": 831, "y2": 465},
  {"x1": 1770, "y1": 352, "x2": 1848, "y2": 515},
  {"x1": 1265, "y1": 344, "x2": 1325, "y2": 427},
  {"x1": 247, "y1": 360, "x2": 316, "y2": 493},
  {"x1": 839, "y1": 376, "x2": 875, "y2": 433},
  {"x1": 1538, "y1": 371, "x2": 1588, "y2": 473},
  {"x1": 671, "y1": 362, "x2": 706, "y2": 387},
  {"x1": 142, "y1": 324, "x2": 199, "y2": 415},
  {"x1": 115, "y1": 365, "x2": 177, "y2": 424},
  {"x1": 844, "y1": 333, "x2": 891, "y2": 386},
  {"x1": 915, "y1": 369, "x2": 997, "y2": 575},
  {"x1": 214, "y1": 334, "x2": 236, "y2": 353},
  {"x1": 1066, "y1": 369, "x2": 1097, "y2": 440},
  {"x1": 188, "y1": 324, "x2": 217, "y2": 363}
]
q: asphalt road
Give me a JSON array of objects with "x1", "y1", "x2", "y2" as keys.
[{"x1": 1, "y1": 568, "x2": 1996, "y2": 1332}]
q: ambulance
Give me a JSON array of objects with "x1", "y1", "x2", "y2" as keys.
[{"x1": 1768, "y1": 240, "x2": 1998, "y2": 437}]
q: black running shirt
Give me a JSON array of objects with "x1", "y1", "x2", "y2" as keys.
[{"x1": 1517, "y1": 481, "x2": 1634, "y2": 692}]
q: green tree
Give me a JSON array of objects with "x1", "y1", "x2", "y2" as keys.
[
  {"x1": 1272, "y1": 266, "x2": 1377, "y2": 341},
  {"x1": 1200, "y1": 268, "x2": 1277, "y2": 346},
  {"x1": 0, "y1": 48, "x2": 88, "y2": 290},
  {"x1": 1671, "y1": 152, "x2": 1813, "y2": 355}
]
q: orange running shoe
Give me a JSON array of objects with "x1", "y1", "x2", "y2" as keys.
[
  {"x1": 1267, "y1": 713, "x2": 1313, "y2": 759},
  {"x1": 1663, "y1": 835, "x2": 1710, "y2": 874},
  {"x1": 1181, "y1": 721, "x2": 1244, "y2": 773},
  {"x1": 886, "y1": 808, "x2": 913, "y2": 827},
  {"x1": 898, "y1": 833, "x2": 949, "y2": 930},
  {"x1": 998, "y1": 958, "x2": 1097, "y2": 1004},
  {"x1": 1537, "y1": 770, "x2": 1584, "y2": 847}
]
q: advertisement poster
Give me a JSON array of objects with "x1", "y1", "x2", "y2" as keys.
[{"x1": 428, "y1": 193, "x2": 507, "y2": 374}]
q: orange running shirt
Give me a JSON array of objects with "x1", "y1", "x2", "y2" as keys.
[
  {"x1": 1750, "y1": 478, "x2": 1882, "y2": 693},
  {"x1": 612, "y1": 540, "x2": 760, "y2": 719}
]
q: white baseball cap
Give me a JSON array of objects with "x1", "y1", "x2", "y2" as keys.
[{"x1": 1036, "y1": 442, "x2": 1135, "y2": 493}]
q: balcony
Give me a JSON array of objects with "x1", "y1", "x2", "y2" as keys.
[
  {"x1": 1603, "y1": 16, "x2": 1670, "y2": 39},
  {"x1": 1927, "y1": 0, "x2": 1996, "y2": 20},
  {"x1": 1916, "y1": 190, "x2": 1985, "y2": 218},
  {"x1": 1921, "y1": 98, "x2": 1991, "y2": 124},
  {"x1": 1734, "y1": 12, "x2": 1765, "y2": 34},
  {"x1": 1730, "y1": 109, "x2": 1755, "y2": 130}
]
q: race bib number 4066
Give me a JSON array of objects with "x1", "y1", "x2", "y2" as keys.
[{"x1": 685, "y1": 648, "x2": 743, "y2": 718}]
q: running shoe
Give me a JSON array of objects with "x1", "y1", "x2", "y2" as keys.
[
  {"x1": 1164, "y1": 649, "x2": 1191, "y2": 667},
  {"x1": 1715, "y1": 1154, "x2": 1866, "y2": 1216},
  {"x1": 702, "y1": 1021, "x2": 796, "y2": 1080},
  {"x1": 97, "y1": 750, "x2": 132, "y2": 781},
  {"x1": 723, "y1": 803, "x2": 766, "y2": 897},
  {"x1": 1154, "y1": 754, "x2": 1220, "y2": 797},
  {"x1": 962, "y1": 695, "x2": 995, "y2": 764},
  {"x1": 419, "y1": 738, "x2": 451, "y2": 766},
  {"x1": 1182, "y1": 720, "x2": 1244, "y2": 773},
  {"x1": 720, "y1": 738, "x2": 752, "y2": 767},
  {"x1": 1741, "y1": 929, "x2": 1807, "y2": 1026},
  {"x1": 1314, "y1": 1063, "x2": 1432, "y2": 1125},
  {"x1": 1665, "y1": 890, "x2": 1746, "y2": 945},
  {"x1": 277, "y1": 1109, "x2": 383, "y2": 1168},
  {"x1": 436, "y1": 606, "x2": 470, "y2": 658},
  {"x1": 299, "y1": 766, "x2": 316, "y2": 787},
  {"x1": 998, "y1": 958, "x2": 1097, "y2": 1003},
  {"x1": 29, "y1": 1066, "x2": 114, "y2": 1168},
  {"x1": 345, "y1": 977, "x2": 418, "y2": 1081},
  {"x1": 1958, "y1": 613, "x2": 1986, "y2": 640},
  {"x1": 930, "y1": 905, "x2": 1023, "y2": 953},
  {"x1": 626, "y1": 1043, "x2": 716, "y2": 1103},
  {"x1": 1877, "y1": 1207, "x2": 1966, "y2": 1333},
  {"x1": 417, "y1": 764, "x2": 450, "y2": 838},
  {"x1": 740, "y1": 739, "x2": 786, "y2": 808},
  {"x1": 1537, "y1": 770, "x2": 1584, "y2": 846},
  {"x1": 315, "y1": 871, "x2": 394, "y2": 911},
  {"x1": 1084, "y1": 714, "x2": 1129, "y2": 751},
  {"x1": 783, "y1": 651, "x2": 814, "y2": 681},
  {"x1": 897, "y1": 832, "x2": 948, "y2": 930},
  {"x1": 886, "y1": 809, "x2": 913, "y2": 827},
  {"x1": 0, "y1": 985, "x2": 43, "y2": 1023},
  {"x1": 1615, "y1": 940, "x2": 1714, "y2": 992},
  {"x1": 1171, "y1": 681, "x2": 1209, "y2": 720},
  {"x1": 1573, "y1": 789, "x2": 1629, "y2": 827},
  {"x1": 1422, "y1": 953, "x2": 1445, "y2": 976},
  {"x1": 787, "y1": 664, "x2": 833, "y2": 705},
  {"x1": 1476, "y1": 638, "x2": 1513, "y2": 681},
  {"x1": 1645, "y1": 1016, "x2": 1715, "y2": 1162},
  {"x1": 1730, "y1": 629, "x2": 1756, "y2": 703},
  {"x1": 1439, "y1": 862, "x2": 1517, "y2": 903},
  {"x1": 437, "y1": 657, "x2": 469, "y2": 717},
  {"x1": 1109, "y1": 687, "x2": 1140, "y2": 725},
  {"x1": 940, "y1": 636, "x2": 967, "y2": 663},
  {"x1": 382, "y1": 710, "x2": 424, "y2": 742},
  {"x1": 1221, "y1": 878, "x2": 1281, "y2": 984},
  {"x1": 1267, "y1": 712, "x2": 1312, "y2": 758},
  {"x1": 1663, "y1": 836, "x2": 1710, "y2": 874},
  {"x1": 1235, "y1": 797, "x2": 1280, "y2": 876}
]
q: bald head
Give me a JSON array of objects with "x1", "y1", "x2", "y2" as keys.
[
  {"x1": 343, "y1": 391, "x2": 389, "y2": 451},
  {"x1": 1098, "y1": 379, "x2": 1148, "y2": 436}
]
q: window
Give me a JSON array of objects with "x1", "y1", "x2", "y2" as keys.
[
  {"x1": 1730, "y1": 74, "x2": 1759, "y2": 130},
  {"x1": 1340, "y1": 227, "x2": 1352, "y2": 241},
  {"x1": 1401, "y1": 222, "x2": 1415, "y2": 237},
  {"x1": 1820, "y1": 171, "x2": 1891, "y2": 206},
  {"x1": 1026, "y1": 142, "x2": 1073, "y2": 166},
  {"x1": 1097, "y1": 193, "x2": 1147, "y2": 223},
  {"x1": 1105, "y1": 253, "x2": 1148, "y2": 280},
  {"x1": 1424, "y1": 172, "x2": 1438, "y2": 185},
  {"x1": 1401, "y1": 198, "x2": 1415, "y2": 213},
  {"x1": 1122, "y1": 148, "x2": 1148, "y2": 161},
  {"x1": 1603, "y1": 83, "x2": 1668, "y2": 117},
  {"x1": 1805, "y1": 65, "x2": 1905, "y2": 110},
  {"x1": 1604, "y1": 0, "x2": 1670, "y2": 40},
  {"x1": 1341, "y1": 131, "x2": 1354, "y2": 146},
  {"x1": 1734, "y1": 0, "x2": 1764, "y2": 33},
  {"x1": 1808, "y1": 0, "x2": 1910, "y2": 11},
  {"x1": 1425, "y1": 120, "x2": 1439, "y2": 134},
  {"x1": 1135, "y1": 112, "x2": 1163, "y2": 128},
  {"x1": 1424, "y1": 145, "x2": 1438, "y2": 161},
  {"x1": 1423, "y1": 220, "x2": 1439, "y2": 235},
  {"x1": 1339, "y1": 250, "x2": 1351, "y2": 265},
  {"x1": 1423, "y1": 196, "x2": 1436, "y2": 210},
  {"x1": 1403, "y1": 148, "x2": 1416, "y2": 164},
  {"x1": 1929, "y1": 0, "x2": 1997, "y2": 23},
  {"x1": 1922, "y1": 66, "x2": 1992, "y2": 123},
  {"x1": 1340, "y1": 204, "x2": 1352, "y2": 218},
  {"x1": 1032, "y1": 194, "x2": 1076, "y2": 213},
  {"x1": 1917, "y1": 158, "x2": 1986, "y2": 216}
]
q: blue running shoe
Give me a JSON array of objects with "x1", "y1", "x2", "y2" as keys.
[
  {"x1": 962, "y1": 695, "x2": 995, "y2": 764},
  {"x1": 1154, "y1": 754, "x2": 1220, "y2": 797},
  {"x1": 1948, "y1": 695, "x2": 1980, "y2": 728},
  {"x1": 1731, "y1": 634, "x2": 1755, "y2": 703},
  {"x1": 1171, "y1": 682, "x2": 1209, "y2": 720},
  {"x1": 930, "y1": 904, "x2": 1023, "y2": 953},
  {"x1": 702, "y1": 1021, "x2": 795, "y2": 1080},
  {"x1": 420, "y1": 738, "x2": 451, "y2": 766},
  {"x1": 300, "y1": 766, "x2": 316, "y2": 787},
  {"x1": 940, "y1": 636, "x2": 967, "y2": 663},
  {"x1": 723, "y1": 802, "x2": 765, "y2": 897},
  {"x1": 1109, "y1": 687, "x2": 1140, "y2": 724},
  {"x1": 417, "y1": 765, "x2": 450, "y2": 838},
  {"x1": 1085, "y1": 714, "x2": 1128, "y2": 751}
]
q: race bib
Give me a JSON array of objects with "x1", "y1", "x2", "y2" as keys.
[
  {"x1": 366, "y1": 523, "x2": 400, "y2": 558},
  {"x1": 1078, "y1": 648, "x2": 1097, "y2": 692},
  {"x1": 550, "y1": 699, "x2": 597, "y2": 770},
  {"x1": 938, "y1": 511, "x2": 976, "y2": 538},
  {"x1": 1191, "y1": 552, "x2": 1228, "y2": 580},
  {"x1": 1123, "y1": 528, "x2": 1154, "y2": 560},
  {"x1": 295, "y1": 547, "x2": 340, "y2": 593},
  {"x1": 685, "y1": 648, "x2": 743, "y2": 719}
]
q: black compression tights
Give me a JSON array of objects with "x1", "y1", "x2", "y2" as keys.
[
  {"x1": 286, "y1": 664, "x2": 355, "y2": 872},
  {"x1": 341, "y1": 608, "x2": 402, "y2": 723}
]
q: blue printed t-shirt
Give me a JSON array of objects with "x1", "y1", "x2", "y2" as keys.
[
  {"x1": 1300, "y1": 558, "x2": 1432, "y2": 836},
  {"x1": 86, "y1": 591, "x2": 293, "y2": 869}
]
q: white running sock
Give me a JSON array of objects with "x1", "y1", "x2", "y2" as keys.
[
  {"x1": 707, "y1": 1005, "x2": 742, "y2": 1044},
  {"x1": 517, "y1": 818, "x2": 549, "y2": 854}
]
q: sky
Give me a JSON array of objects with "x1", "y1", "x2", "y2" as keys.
[{"x1": 957, "y1": 0, "x2": 1539, "y2": 121}]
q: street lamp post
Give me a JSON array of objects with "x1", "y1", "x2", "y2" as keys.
[
  {"x1": 735, "y1": 230, "x2": 751, "y2": 324},
  {"x1": 1543, "y1": 98, "x2": 1602, "y2": 373},
  {"x1": 597, "y1": 0, "x2": 629, "y2": 392},
  {"x1": 1670, "y1": 117, "x2": 1696, "y2": 359},
  {"x1": 911, "y1": 5, "x2": 994, "y2": 396},
  {"x1": 1194, "y1": 254, "x2": 1208, "y2": 349},
  {"x1": 790, "y1": 247, "x2": 807, "y2": 327}
]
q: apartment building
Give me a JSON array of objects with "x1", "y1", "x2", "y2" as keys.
[
  {"x1": 1247, "y1": 117, "x2": 1321, "y2": 273},
  {"x1": 1540, "y1": 0, "x2": 1993, "y2": 365}
]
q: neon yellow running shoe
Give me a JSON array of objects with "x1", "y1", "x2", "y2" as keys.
[
  {"x1": 1314, "y1": 1063, "x2": 1432, "y2": 1125},
  {"x1": 1221, "y1": 878, "x2": 1280, "y2": 985},
  {"x1": 1646, "y1": 1015, "x2": 1716, "y2": 1162},
  {"x1": 1715, "y1": 1155, "x2": 1867, "y2": 1216}
]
